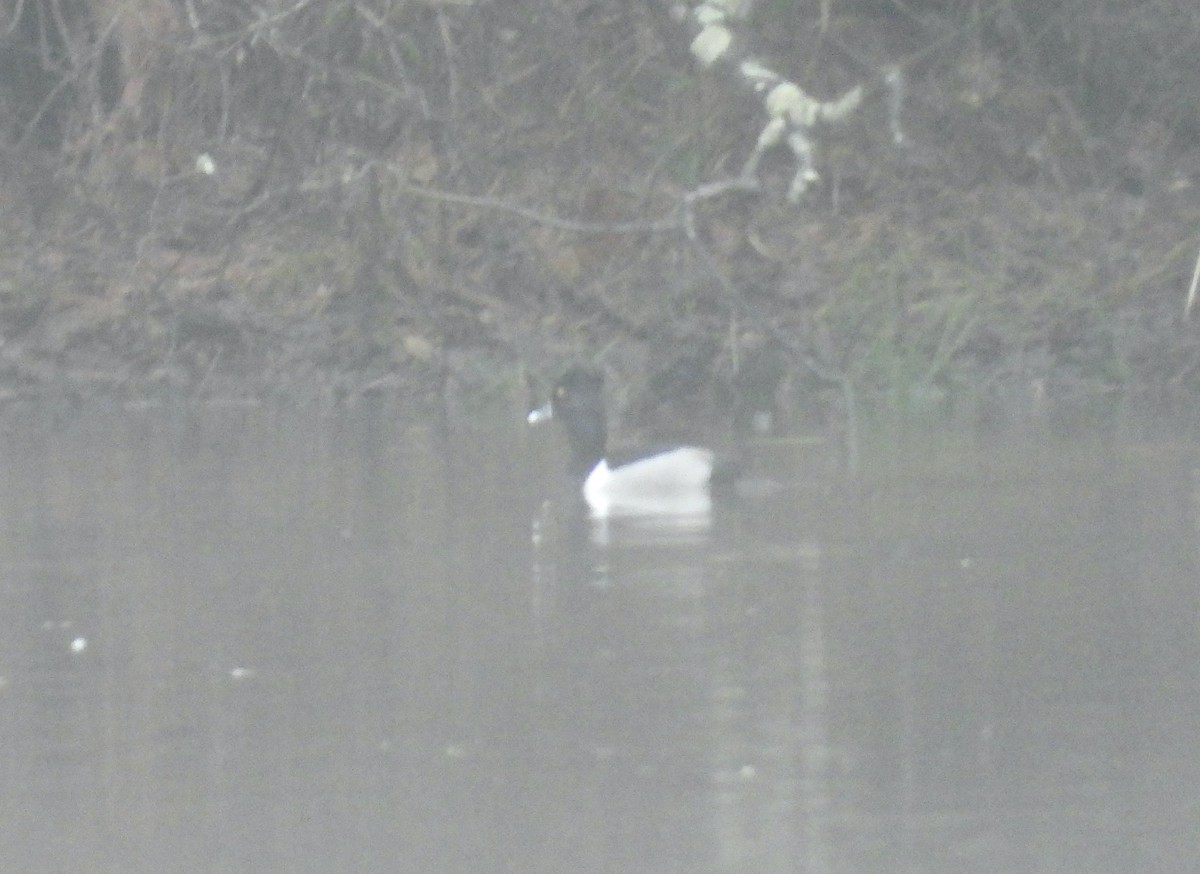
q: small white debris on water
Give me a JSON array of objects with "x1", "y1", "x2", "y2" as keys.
[{"x1": 70, "y1": 637, "x2": 87, "y2": 654}]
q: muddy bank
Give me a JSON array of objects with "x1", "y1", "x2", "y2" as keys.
[{"x1": 2, "y1": 2, "x2": 1199, "y2": 436}]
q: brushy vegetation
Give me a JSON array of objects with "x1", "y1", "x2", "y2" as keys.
[{"x1": 1, "y1": 0, "x2": 1199, "y2": 433}]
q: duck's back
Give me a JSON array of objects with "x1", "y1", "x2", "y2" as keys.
[{"x1": 583, "y1": 446, "x2": 714, "y2": 518}]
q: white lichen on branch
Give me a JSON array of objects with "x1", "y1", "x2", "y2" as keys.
[
  {"x1": 670, "y1": 0, "x2": 874, "y2": 201},
  {"x1": 883, "y1": 64, "x2": 906, "y2": 146},
  {"x1": 737, "y1": 59, "x2": 862, "y2": 200}
]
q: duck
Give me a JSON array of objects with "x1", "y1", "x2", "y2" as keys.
[{"x1": 528, "y1": 368, "x2": 715, "y2": 518}]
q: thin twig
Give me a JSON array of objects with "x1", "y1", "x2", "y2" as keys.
[
  {"x1": 2, "y1": 0, "x2": 26, "y2": 38},
  {"x1": 15, "y1": 9, "x2": 121, "y2": 150},
  {"x1": 397, "y1": 181, "x2": 684, "y2": 233},
  {"x1": 436, "y1": 7, "x2": 460, "y2": 123},
  {"x1": 388, "y1": 170, "x2": 856, "y2": 419},
  {"x1": 244, "y1": 0, "x2": 316, "y2": 41},
  {"x1": 681, "y1": 175, "x2": 762, "y2": 207},
  {"x1": 390, "y1": 170, "x2": 848, "y2": 386},
  {"x1": 683, "y1": 219, "x2": 860, "y2": 470},
  {"x1": 1185, "y1": 239, "x2": 1200, "y2": 318},
  {"x1": 390, "y1": 169, "x2": 763, "y2": 238},
  {"x1": 396, "y1": 177, "x2": 697, "y2": 233}
]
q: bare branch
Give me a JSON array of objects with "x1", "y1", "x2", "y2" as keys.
[
  {"x1": 388, "y1": 166, "x2": 761, "y2": 237},
  {"x1": 2, "y1": 0, "x2": 27, "y2": 38},
  {"x1": 1185, "y1": 241, "x2": 1200, "y2": 319},
  {"x1": 393, "y1": 179, "x2": 682, "y2": 234}
]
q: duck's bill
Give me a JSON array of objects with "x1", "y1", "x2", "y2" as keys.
[{"x1": 527, "y1": 404, "x2": 553, "y2": 425}]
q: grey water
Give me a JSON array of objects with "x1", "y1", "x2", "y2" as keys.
[{"x1": 0, "y1": 402, "x2": 1197, "y2": 873}]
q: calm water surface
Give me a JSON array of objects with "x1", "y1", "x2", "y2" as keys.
[{"x1": 0, "y1": 403, "x2": 1197, "y2": 873}]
